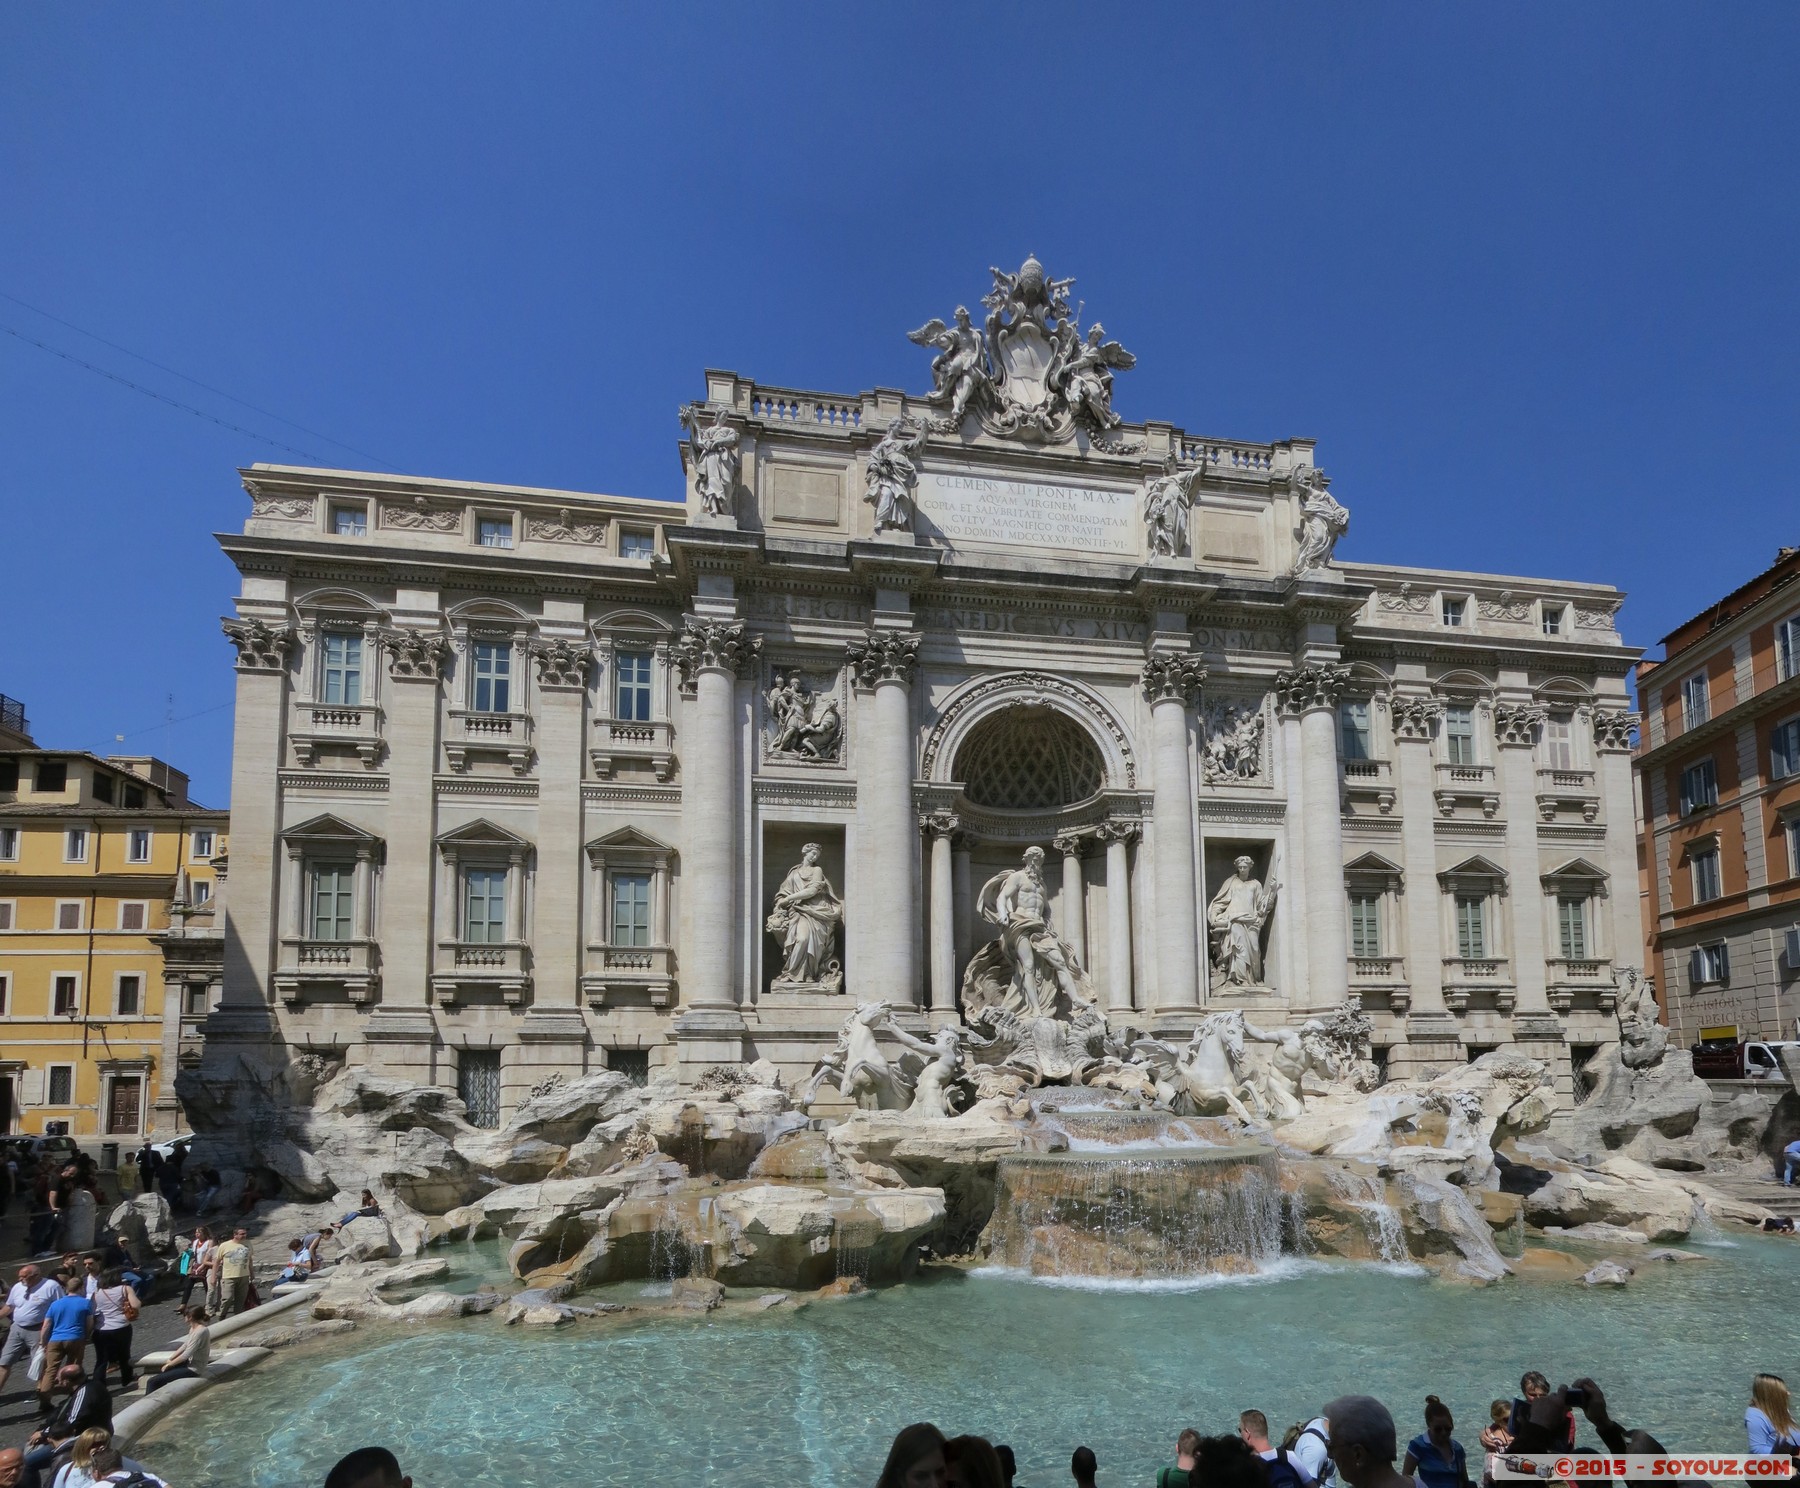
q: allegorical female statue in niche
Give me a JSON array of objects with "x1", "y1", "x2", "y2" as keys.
[
  {"x1": 1207, "y1": 854, "x2": 1279, "y2": 988},
  {"x1": 766, "y1": 843, "x2": 844, "y2": 992}
]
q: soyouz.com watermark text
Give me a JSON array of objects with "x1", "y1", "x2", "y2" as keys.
[{"x1": 1495, "y1": 1456, "x2": 1795, "y2": 1480}]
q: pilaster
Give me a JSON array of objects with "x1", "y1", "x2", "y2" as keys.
[
  {"x1": 1494, "y1": 702, "x2": 1552, "y2": 1019},
  {"x1": 528, "y1": 637, "x2": 591, "y2": 1017},
  {"x1": 365, "y1": 624, "x2": 449, "y2": 1076}
]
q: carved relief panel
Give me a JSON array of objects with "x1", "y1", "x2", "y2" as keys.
[{"x1": 760, "y1": 660, "x2": 846, "y2": 766}]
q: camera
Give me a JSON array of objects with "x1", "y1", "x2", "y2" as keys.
[{"x1": 1562, "y1": 1386, "x2": 1588, "y2": 1408}]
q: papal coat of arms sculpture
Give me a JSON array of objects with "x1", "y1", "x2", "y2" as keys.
[{"x1": 908, "y1": 254, "x2": 1139, "y2": 449}]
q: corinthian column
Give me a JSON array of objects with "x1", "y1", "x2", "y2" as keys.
[
  {"x1": 1141, "y1": 653, "x2": 1207, "y2": 1019},
  {"x1": 674, "y1": 619, "x2": 760, "y2": 1010},
  {"x1": 1099, "y1": 821, "x2": 1136, "y2": 1012},
  {"x1": 921, "y1": 809, "x2": 961, "y2": 1016},
  {"x1": 848, "y1": 629, "x2": 921, "y2": 1008},
  {"x1": 1275, "y1": 663, "x2": 1351, "y2": 1010},
  {"x1": 1053, "y1": 830, "x2": 1088, "y2": 969}
]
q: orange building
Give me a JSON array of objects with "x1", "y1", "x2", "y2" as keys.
[
  {"x1": 1636, "y1": 547, "x2": 1800, "y2": 1043},
  {"x1": 0, "y1": 695, "x2": 227, "y2": 1140}
]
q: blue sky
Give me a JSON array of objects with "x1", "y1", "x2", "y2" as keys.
[{"x1": 3, "y1": 5, "x2": 1794, "y2": 805}]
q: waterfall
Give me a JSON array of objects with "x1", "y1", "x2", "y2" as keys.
[
  {"x1": 834, "y1": 1215, "x2": 880, "y2": 1283},
  {"x1": 649, "y1": 1199, "x2": 699, "y2": 1280},
  {"x1": 987, "y1": 1147, "x2": 1288, "y2": 1280},
  {"x1": 1321, "y1": 1167, "x2": 1410, "y2": 1264}
]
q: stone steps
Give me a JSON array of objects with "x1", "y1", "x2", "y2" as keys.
[{"x1": 1701, "y1": 1173, "x2": 1800, "y2": 1217}]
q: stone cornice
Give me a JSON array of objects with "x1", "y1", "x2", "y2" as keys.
[
  {"x1": 277, "y1": 769, "x2": 390, "y2": 793},
  {"x1": 1635, "y1": 673, "x2": 1799, "y2": 767}
]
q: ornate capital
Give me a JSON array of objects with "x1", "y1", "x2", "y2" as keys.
[
  {"x1": 1389, "y1": 694, "x2": 1442, "y2": 741},
  {"x1": 530, "y1": 638, "x2": 591, "y2": 690},
  {"x1": 1052, "y1": 829, "x2": 1088, "y2": 859},
  {"x1": 221, "y1": 617, "x2": 295, "y2": 673},
  {"x1": 845, "y1": 630, "x2": 920, "y2": 689},
  {"x1": 1273, "y1": 663, "x2": 1350, "y2": 716},
  {"x1": 674, "y1": 620, "x2": 761, "y2": 687},
  {"x1": 1591, "y1": 709, "x2": 1639, "y2": 754},
  {"x1": 1492, "y1": 702, "x2": 1547, "y2": 748},
  {"x1": 1140, "y1": 653, "x2": 1207, "y2": 706},
  {"x1": 1097, "y1": 819, "x2": 1140, "y2": 846},
  {"x1": 919, "y1": 808, "x2": 962, "y2": 840},
  {"x1": 381, "y1": 627, "x2": 451, "y2": 682}
]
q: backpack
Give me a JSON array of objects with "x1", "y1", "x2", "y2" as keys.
[
  {"x1": 1265, "y1": 1448, "x2": 1306, "y2": 1488},
  {"x1": 106, "y1": 1474, "x2": 160, "y2": 1488},
  {"x1": 1301, "y1": 1426, "x2": 1336, "y2": 1488}
]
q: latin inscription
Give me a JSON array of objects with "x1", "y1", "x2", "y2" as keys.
[
  {"x1": 749, "y1": 594, "x2": 871, "y2": 623},
  {"x1": 919, "y1": 607, "x2": 1147, "y2": 643},
  {"x1": 915, "y1": 468, "x2": 1137, "y2": 556}
]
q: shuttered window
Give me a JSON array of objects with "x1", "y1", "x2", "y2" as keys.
[
  {"x1": 1455, "y1": 895, "x2": 1487, "y2": 959},
  {"x1": 1557, "y1": 896, "x2": 1587, "y2": 960}
]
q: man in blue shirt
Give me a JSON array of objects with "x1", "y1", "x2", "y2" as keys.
[
  {"x1": 1784, "y1": 1138, "x2": 1800, "y2": 1187},
  {"x1": 36, "y1": 1276, "x2": 91, "y2": 1413}
]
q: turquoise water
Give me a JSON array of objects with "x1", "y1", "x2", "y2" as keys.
[{"x1": 141, "y1": 1238, "x2": 1794, "y2": 1488}]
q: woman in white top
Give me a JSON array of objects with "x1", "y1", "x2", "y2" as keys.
[
  {"x1": 143, "y1": 1305, "x2": 211, "y2": 1394},
  {"x1": 89, "y1": 1270, "x2": 140, "y2": 1390}
]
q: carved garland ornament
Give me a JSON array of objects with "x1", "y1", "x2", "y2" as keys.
[
  {"x1": 1591, "y1": 709, "x2": 1639, "y2": 753},
  {"x1": 249, "y1": 494, "x2": 315, "y2": 520},
  {"x1": 844, "y1": 630, "x2": 921, "y2": 689},
  {"x1": 526, "y1": 513, "x2": 607, "y2": 546},
  {"x1": 1492, "y1": 702, "x2": 1547, "y2": 748},
  {"x1": 673, "y1": 620, "x2": 761, "y2": 686},
  {"x1": 381, "y1": 628, "x2": 451, "y2": 681},
  {"x1": 381, "y1": 498, "x2": 462, "y2": 533},
  {"x1": 1376, "y1": 587, "x2": 1432, "y2": 615},
  {"x1": 530, "y1": 638, "x2": 592, "y2": 689},
  {"x1": 920, "y1": 671, "x2": 1138, "y2": 787},
  {"x1": 222, "y1": 618, "x2": 295, "y2": 672},
  {"x1": 1140, "y1": 654, "x2": 1208, "y2": 706},
  {"x1": 1273, "y1": 663, "x2": 1350, "y2": 716}
]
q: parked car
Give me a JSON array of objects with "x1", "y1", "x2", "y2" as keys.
[
  {"x1": 150, "y1": 1133, "x2": 193, "y2": 1163},
  {"x1": 0, "y1": 1135, "x2": 82, "y2": 1167},
  {"x1": 1690, "y1": 1038, "x2": 1789, "y2": 1080}
]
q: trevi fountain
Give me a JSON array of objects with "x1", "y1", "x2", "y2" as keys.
[{"x1": 148, "y1": 260, "x2": 1799, "y2": 1485}]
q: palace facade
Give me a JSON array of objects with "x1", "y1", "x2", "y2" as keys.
[
  {"x1": 1635, "y1": 544, "x2": 1800, "y2": 1044},
  {"x1": 206, "y1": 262, "x2": 1642, "y2": 1123},
  {"x1": 0, "y1": 696, "x2": 226, "y2": 1139}
]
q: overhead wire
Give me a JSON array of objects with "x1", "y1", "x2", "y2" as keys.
[
  {"x1": 1, "y1": 288, "x2": 400, "y2": 469},
  {"x1": 2, "y1": 323, "x2": 346, "y2": 464}
]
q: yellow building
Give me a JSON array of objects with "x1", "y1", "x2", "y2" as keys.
[{"x1": 0, "y1": 693, "x2": 227, "y2": 1141}]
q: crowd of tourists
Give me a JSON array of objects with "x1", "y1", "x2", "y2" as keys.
[
  {"x1": 865, "y1": 1371, "x2": 1800, "y2": 1488},
  {"x1": 302, "y1": 1371, "x2": 1800, "y2": 1488},
  {"x1": 0, "y1": 1146, "x2": 387, "y2": 1488}
]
